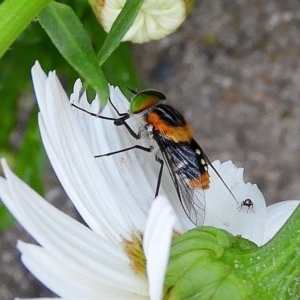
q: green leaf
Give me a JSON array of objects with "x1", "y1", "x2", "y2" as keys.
[
  {"x1": 0, "y1": 0, "x2": 50, "y2": 58},
  {"x1": 16, "y1": 108, "x2": 46, "y2": 195},
  {"x1": 37, "y1": 1, "x2": 109, "y2": 102},
  {"x1": 0, "y1": 205, "x2": 14, "y2": 230},
  {"x1": 98, "y1": 0, "x2": 145, "y2": 66},
  {"x1": 103, "y1": 42, "x2": 140, "y2": 91}
]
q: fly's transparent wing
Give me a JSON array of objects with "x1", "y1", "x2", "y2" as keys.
[{"x1": 157, "y1": 138, "x2": 207, "y2": 226}]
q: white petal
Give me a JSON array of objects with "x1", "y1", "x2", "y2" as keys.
[
  {"x1": 204, "y1": 160, "x2": 267, "y2": 245},
  {"x1": 70, "y1": 84, "x2": 160, "y2": 228},
  {"x1": 143, "y1": 196, "x2": 176, "y2": 300},
  {"x1": 18, "y1": 242, "x2": 147, "y2": 299},
  {"x1": 16, "y1": 298, "x2": 60, "y2": 300},
  {"x1": 263, "y1": 200, "x2": 300, "y2": 243},
  {"x1": 32, "y1": 62, "x2": 146, "y2": 240},
  {"x1": 0, "y1": 160, "x2": 147, "y2": 296}
]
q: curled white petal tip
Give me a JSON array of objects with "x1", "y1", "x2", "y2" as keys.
[
  {"x1": 93, "y1": 0, "x2": 193, "y2": 43},
  {"x1": 263, "y1": 200, "x2": 300, "y2": 243},
  {"x1": 144, "y1": 196, "x2": 177, "y2": 300}
]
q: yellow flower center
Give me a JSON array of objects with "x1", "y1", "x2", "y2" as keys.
[{"x1": 122, "y1": 233, "x2": 146, "y2": 277}]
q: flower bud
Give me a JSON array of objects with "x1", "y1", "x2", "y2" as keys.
[{"x1": 92, "y1": 0, "x2": 194, "y2": 43}]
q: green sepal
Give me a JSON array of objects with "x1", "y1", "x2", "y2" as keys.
[
  {"x1": 164, "y1": 227, "x2": 256, "y2": 300},
  {"x1": 165, "y1": 202, "x2": 300, "y2": 299}
]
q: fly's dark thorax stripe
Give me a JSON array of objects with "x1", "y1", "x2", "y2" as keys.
[
  {"x1": 146, "y1": 104, "x2": 194, "y2": 143},
  {"x1": 152, "y1": 104, "x2": 186, "y2": 127}
]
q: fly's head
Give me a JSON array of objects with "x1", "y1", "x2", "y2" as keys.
[{"x1": 130, "y1": 90, "x2": 166, "y2": 115}]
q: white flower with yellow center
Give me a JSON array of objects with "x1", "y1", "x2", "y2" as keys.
[{"x1": 0, "y1": 62, "x2": 298, "y2": 299}]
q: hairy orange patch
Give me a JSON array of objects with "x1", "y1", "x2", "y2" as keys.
[
  {"x1": 147, "y1": 112, "x2": 193, "y2": 142},
  {"x1": 189, "y1": 171, "x2": 210, "y2": 189}
]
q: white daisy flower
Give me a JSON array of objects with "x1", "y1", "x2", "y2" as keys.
[
  {"x1": 91, "y1": 0, "x2": 194, "y2": 43},
  {"x1": 0, "y1": 62, "x2": 298, "y2": 298}
]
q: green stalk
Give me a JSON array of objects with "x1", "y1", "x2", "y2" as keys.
[
  {"x1": 97, "y1": 0, "x2": 145, "y2": 66},
  {"x1": 0, "y1": 0, "x2": 50, "y2": 58}
]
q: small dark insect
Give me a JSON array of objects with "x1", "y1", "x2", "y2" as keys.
[{"x1": 239, "y1": 198, "x2": 255, "y2": 212}]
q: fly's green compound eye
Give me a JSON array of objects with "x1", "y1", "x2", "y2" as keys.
[{"x1": 130, "y1": 90, "x2": 166, "y2": 114}]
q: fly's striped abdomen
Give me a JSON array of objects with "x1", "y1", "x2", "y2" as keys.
[
  {"x1": 188, "y1": 139, "x2": 210, "y2": 189},
  {"x1": 153, "y1": 129, "x2": 210, "y2": 190},
  {"x1": 153, "y1": 129, "x2": 209, "y2": 225}
]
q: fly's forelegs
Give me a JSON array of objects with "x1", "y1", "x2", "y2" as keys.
[{"x1": 71, "y1": 102, "x2": 141, "y2": 139}]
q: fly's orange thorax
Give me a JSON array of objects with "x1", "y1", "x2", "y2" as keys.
[{"x1": 146, "y1": 112, "x2": 193, "y2": 143}]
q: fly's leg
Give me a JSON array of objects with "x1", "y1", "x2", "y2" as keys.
[
  {"x1": 99, "y1": 150, "x2": 164, "y2": 199},
  {"x1": 72, "y1": 100, "x2": 140, "y2": 139},
  {"x1": 95, "y1": 145, "x2": 152, "y2": 158},
  {"x1": 154, "y1": 156, "x2": 164, "y2": 197},
  {"x1": 108, "y1": 97, "x2": 127, "y2": 117},
  {"x1": 71, "y1": 104, "x2": 118, "y2": 121},
  {"x1": 73, "y1": 99, "x2": 163, "y2": 199}
]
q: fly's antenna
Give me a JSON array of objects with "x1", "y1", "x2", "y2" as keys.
[
  {"x1": 108, "y1": 97, "x2": 128, "y2": 117},
  {"x1": 127, "y1": 87, "x2": 138, "y2": 95}
]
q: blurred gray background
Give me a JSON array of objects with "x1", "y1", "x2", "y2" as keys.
[{"x1": 2, "y1": 1, "x2": 300, "y2": 298}]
